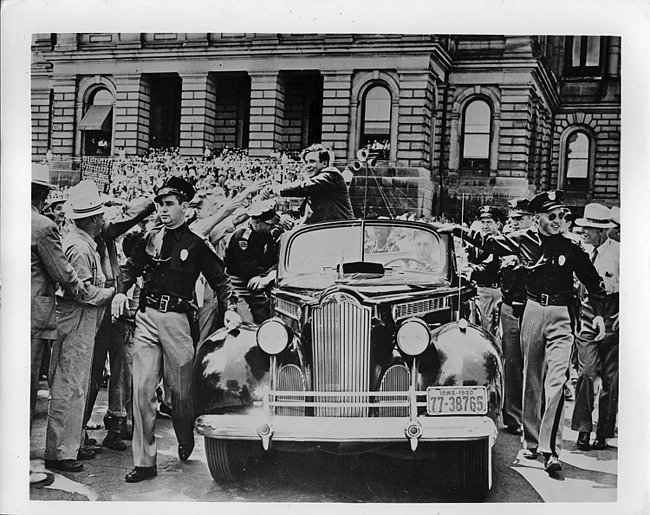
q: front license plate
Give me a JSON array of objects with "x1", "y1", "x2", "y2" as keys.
[{"x1": 426, "y1": 386, "x2": 488, "y2": 415}]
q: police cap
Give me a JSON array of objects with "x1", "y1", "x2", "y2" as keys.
[
  {"x1": 507, "y1": 198, "x2": 532, "y2": 216},
  {"x1": 154, "y1": 176, "x2": 195, "y2": 204},
  {"x1": 248, "y1": 200, "x2": 278, "y2": 222},
  {"x1": 477, "y1": 205, "x2": 506, "y2": 224},
  {"x1": 528, "y1": 190, "x2": 565, "y2": 214}
]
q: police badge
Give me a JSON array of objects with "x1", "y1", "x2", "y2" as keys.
[
  {"x1": 558, "y1": 255, "x2": 566, "y2": 266},
  {"x1": 180, "y1": 249, "x2": 188, "y2": 261}
]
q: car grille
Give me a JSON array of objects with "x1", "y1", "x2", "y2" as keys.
[
  {"x1": 275, "y1": 364, "x2": 306, "y2": 416},
  {"x1": 377, "y1": 364, "x2": 410, "y2": 417},
  {"x1": 311, "y1": 292, "x2": 372, "y2": 417},
  {"x1": 392, "y1": 296, "x2": 450, "y2": 320}
]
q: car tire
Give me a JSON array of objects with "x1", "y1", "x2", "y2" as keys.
[
  {"x1": 447, "y1": 437, "x2": 491, "y2": 500},
  {"x1": 204, "y1": 437, "x2": 252, "y2": 482}
]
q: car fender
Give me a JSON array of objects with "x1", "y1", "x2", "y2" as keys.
[
  {"x1": 429, "y1": 321, "x2": 503, "y2": 422},
  {"x1": 193, "y1": 324, "x2": 271, "y2": 416}
]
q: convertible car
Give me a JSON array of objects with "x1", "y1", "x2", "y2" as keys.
[{"x1": 193, "y1": 219, "x2": 503, "y2": 499}]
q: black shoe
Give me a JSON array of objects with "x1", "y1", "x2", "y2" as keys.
[
  {"x1": 125, "y1": 466, "x2": 157, "y2": 483},
  {"x1": 543, "y1": 454, "x2": 562, "y2": 475},
  {"x1": 523, "y1": 448, "x2": 538, "y2": 459},
  {"x1": 77, "y1": 447, "x2": 96, "y2": 460},
  {"x1": 103, "y1": 431, "x2": 127, "y2": 451},
  {"x1": 576, "y1": 431, "x2": 591, "y2": 451},
  {"x1": 178, "y1": 442, "x2": 194, "y2": 462},
  {"x1": 592, "y1": 437, "x2": 609, "y2": 450},
  {"x1": 45, "y1": 459, "x2": 84, "y2": 472},
  {"x1": 506, "y1": 425, "x2": 523, "y2": 436}
]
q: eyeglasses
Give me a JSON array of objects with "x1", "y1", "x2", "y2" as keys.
[{"x1": 545, "y1": 211, "x2": 567, "y2": 221}]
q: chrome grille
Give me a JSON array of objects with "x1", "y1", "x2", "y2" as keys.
[
  {"x1": 377, "y1": 365, "x2": 410, "y2": 417},
  {"x1": 312, "y1": 292, "x2": 372, "y2": 417},
  {"x1": 275, "y1": 364, "x2": 306, "y2": 416},
  {"x1": 392, "y1": 296, "x2": 450, "y2": 320}
]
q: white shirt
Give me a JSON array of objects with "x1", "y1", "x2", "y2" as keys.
[{"x1": 592, "y1": 237, "x2": 620, "y2": 294}]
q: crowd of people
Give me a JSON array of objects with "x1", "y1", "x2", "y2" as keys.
[{"x1": 30, "y1": 141, "x2": 619, "y2": 486}]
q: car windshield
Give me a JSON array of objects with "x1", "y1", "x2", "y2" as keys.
[{"x1": 282, "y1": 222, "x2": 449, "y2": 286}]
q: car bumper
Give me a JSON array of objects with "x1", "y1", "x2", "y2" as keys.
[{"x1": 195, "y1": 412, "x2": 497, "y2": 450}]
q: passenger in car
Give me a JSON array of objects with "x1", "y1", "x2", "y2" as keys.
[{"x1": 269, "y1": 144, "x2": 355, "y2": 224}]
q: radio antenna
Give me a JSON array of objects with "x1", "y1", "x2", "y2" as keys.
[{"x1": 457, "y1": 193, "x2": 465, "y2": 321}]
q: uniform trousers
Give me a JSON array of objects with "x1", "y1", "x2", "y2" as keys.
[
  {"x1": 520, "y1": 299, "x2": 573, "y2": 456},
  {"x1": 500, "y1": 302, "x2": 524, "y2": 429},
  {"x1": 571, "y1": 295, "x2": 619, "y2": 438},
  {"x1": 45, "y1": 299, "x2": 104, "y2": 461},
  {"x1": 132, "y1": 306, "x2": 195, "y2": 467},
  {"x1": 477, "y1": 286, "x2": 502, "y2": 338}
]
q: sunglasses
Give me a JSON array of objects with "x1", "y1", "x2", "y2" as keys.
[{"x1": 545, "y1": 211, "x2": 567, "y2": 221}]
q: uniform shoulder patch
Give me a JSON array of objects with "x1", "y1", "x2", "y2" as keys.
[{"x1": 239, "y1": 239, "x2": 248, "y2": 250}]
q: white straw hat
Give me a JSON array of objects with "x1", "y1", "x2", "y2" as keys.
[
  {"x1": 32, "y1": 163, "x2": 53, "y2": 188},
  {"x1": 575, "y1": 203, "x2": 615, "y2": 229},
  {"x1": 66, "y1": 180, "x2": 107, "y2": 220}
]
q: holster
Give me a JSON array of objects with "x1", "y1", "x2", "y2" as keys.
[
  {"x1": 512, "y1": 301, "x2": 525, "y2": 319},
  {"x1": 568, "y1": 293, "x2": 581, "y2": 334},
  {"x1": 183, "y1": 300, "x2": 200, "y2": 348}
]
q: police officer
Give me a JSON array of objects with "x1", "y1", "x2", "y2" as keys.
[
  {"x1": 224, "y1": 200, "x2": 281, "y2": 324},
  {"x1": 466, "y1": 206, "x2": 505, "y2": 335},
  {"x1": 571, "y1": 204, "x2": 620, "y2": 451},
  {"x1": 474, "y1": 191, "x2": 606, "y2": 474},
  {"x1": 111, "y1": 176, "x2": 240, "y2": 483},
  {"x1": 499, "y1": 198, "x2": 535, "y2": 435}
]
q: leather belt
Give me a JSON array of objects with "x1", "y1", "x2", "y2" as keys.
[
  {"x1": 527, "y1": 291, "x2": 572, "y2": 307},
  {"x1": 502, "y1": 298, "x2": 525, "y2": 308},
  {"x1": 144, "y1": 292, "x2": 186, "y2": 313}
]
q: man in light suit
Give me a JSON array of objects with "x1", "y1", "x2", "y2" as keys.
[{"x1": 31, "y1": 163, "x2": 85, "y2": 484}]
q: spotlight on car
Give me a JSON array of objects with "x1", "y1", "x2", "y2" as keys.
[
  {"x1": 396, "y1": 318, "x2": 431, "y2": 356},
  {"x1": 256, "y1": 317, "x2": 290, "y2": 355}
]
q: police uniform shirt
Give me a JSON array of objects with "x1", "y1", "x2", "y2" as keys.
[
  {"x1": 478, "y1": 228, "x2": 606, "y2": 316},
  {"x1": 499, "y1": 255, "x2": 527, "y2": 305},
  {"x1": 465, "y1": 231, "x2": 500, "y2": 287},
  {"x1": 118, "y1": 223, "x2": 233, "y2": 305},
  {"x1": 224, "y1": 225, "x2": 278, "y2": 282}
]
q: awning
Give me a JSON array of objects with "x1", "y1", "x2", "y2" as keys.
[{"x1": 79, "y1": 105, "x2": 112, "y2": 131}]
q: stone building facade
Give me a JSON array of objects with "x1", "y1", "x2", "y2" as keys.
[{"x1": 31, "y1": 33, "x2": 621, "y2": 217}]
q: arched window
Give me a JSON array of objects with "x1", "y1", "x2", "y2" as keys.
[
  {"x1": 563, "y1": 129, "x2": 592, "y2": 191},
  {"x1": 461, "y1": 99, "x2": 492, "y2": 169},
  {"x1": 360, "y1": 85, "x2": 391, "y2": 158},
  {"x1": 80, "y1": 87, "x2": 114, "y2": 156}
]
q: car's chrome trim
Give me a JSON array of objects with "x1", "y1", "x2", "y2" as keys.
[{"x1": 195, "y1": 413, "x2": 498, "y2": 448}]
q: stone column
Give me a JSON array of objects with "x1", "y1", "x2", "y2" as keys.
[
  {"x1": 248, "y1": 72, "x2": 286, "y2": 158},
  {"x1": 321, "y1": 71, "x2": 352, "y2": 161},
  {"x1": 397, "y1": 71, "x2": 435, "y2": 168},
  {"x1": 179, "y1": 73, "x2": 217, "y2": 156},
  {"x1": 113, "y1": 74, "x2": 151, "y2": 156}
]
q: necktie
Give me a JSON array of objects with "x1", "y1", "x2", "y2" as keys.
[{"x1": 590, "y1": 248, "x2": 598, "y2": 263}]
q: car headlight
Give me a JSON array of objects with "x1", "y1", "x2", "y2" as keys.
[
  {"x1": 256, "y1": 318, "x2": 290, "y2": 355},
  {"x1": 396, "y1": 318, "x2": 431, "y2": 356}
]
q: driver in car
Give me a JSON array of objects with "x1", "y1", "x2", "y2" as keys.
[{"x1": 411, "y1": 231, "x2": 439, "y2": 271}]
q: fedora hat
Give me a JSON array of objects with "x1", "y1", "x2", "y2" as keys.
[
  {"x1": 575, "y1": 203, "x2": 615, "y2": 229},
  {"x1": 66, "y1": 180, "x2": 107, "y2": 220},
  {"x1": 32, "y1": 163, "x2": 54, "y2": 188},
  {"x1": 610, "y1": 206, "x2": 620, "y2": 225}
]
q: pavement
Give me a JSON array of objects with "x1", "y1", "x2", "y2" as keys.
[{"x1": 27, "y1": 378, "x2": 617, "y2": 504}]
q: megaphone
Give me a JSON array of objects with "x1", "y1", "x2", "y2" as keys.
[
  {"x1": 352, "y1": 161, "x2": 364, "y2": 172},
  {"x1": 356, "y1": 149, "x2": 369, "y2": 162}
]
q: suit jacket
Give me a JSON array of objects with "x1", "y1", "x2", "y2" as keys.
[
  {"x1": 31, "y1": 206, "x2": 84, "y2": 338},
  {"x1": 280, "y1": 167, "x2": 354, "y2": 224}
]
